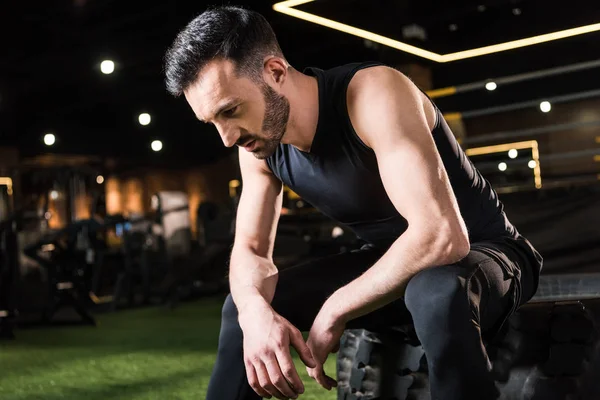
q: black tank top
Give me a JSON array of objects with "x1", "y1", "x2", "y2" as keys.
[{"x1": 266, "y1": 62, "x2": 518, "y2": 248}]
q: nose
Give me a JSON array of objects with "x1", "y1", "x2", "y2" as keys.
[{"x1": 216, "y1": 125, "x2": 239, "y2": 148}]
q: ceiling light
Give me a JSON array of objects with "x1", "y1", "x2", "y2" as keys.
[
  {"x1": 485, "y1": 82, "x2": 497, "y2": 91},
  {"x1": 478, "y1": 5, "x2": 486, "y2": 12},
  {"x1": 273, "y1": 0, "x2": 600, "y2": 63},
  {"x1": 513, "y1": 8, "x2": 522, "y2": 16},
  {"x1": 50, "y1": 190, "x2": 59, "y2": 200},
  {"x1": 540, "y1": 101, "x2": 552, "y2": 113},
  {"x1": 498, "y1": 162, "x2": 507, "y2": 171},
  {"x1": 528, "y1": 160, "x2": 537, "y2": 169},
  {"x1": 449, "y1": 24, "x2": 458, "y2": 32},
  {"x1": 96, "y1": 175, "x2": 104, "y2": 184},
  {"x1": 44, "y1": 133, "x2": 56, "y2": 146},
  {"x1": 100, "y1": 60, "x2": 115, "y2": 74},
  {"x1": 139, "y1": 113, "x2": 151, "y2": 126},
  {"x1": 332, "y1": 226, "x2": 344, "y2": 238},
  {"x1": 508, "y1": 149, "x2": 518, "y2": 159},
  {"x1": 151, "y1": 140, "x2": 163, "y2": 152}
]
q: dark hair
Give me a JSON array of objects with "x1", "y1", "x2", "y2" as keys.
[{"x1": 164, "y1": 6, "x2": 283, "y2": 97}]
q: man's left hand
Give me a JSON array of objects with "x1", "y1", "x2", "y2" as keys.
[{"x1": 306, "y1": 307, "x2": 346, "y2": 390}]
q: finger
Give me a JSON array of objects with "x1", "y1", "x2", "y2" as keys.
[
  {"x1": 255, "y1": 361, "x2": 286, "y2": 399},
  {"x1": 325, "y1": 373, "x2": 338, "y2": 389},
  {"x1": 245, "y1": 362, "x2": 273, "y2": 399},
  {"x1": 289, "y1": 327, "x2": 317, "y2": 368},
  {"x1": 264, "y1": 356, "x2": 298, "y2": 399},
  {"x1": 275, "y1": 349, "x2": 305, "y2": 395},
  {"x1": 315, "y1": 364, "x2": 337, "y2": 390},
  {"x1": 306, "y1": 365, "x2": 317, "y2": 381},
  {"x1": 306, "y1": 365, "x2": 322, "y2": 386},
  {"x1": 312, "y1": 364, "x2": 330, "y2": 390}
]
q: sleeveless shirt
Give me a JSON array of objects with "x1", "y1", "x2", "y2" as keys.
[{"x1": 266, "y1": 61, "x2": 520, "y2": 248}]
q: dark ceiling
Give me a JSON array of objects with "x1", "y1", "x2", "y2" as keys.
[{"x1": 1, "y1": 0, "x2": 599, "y2": 168}]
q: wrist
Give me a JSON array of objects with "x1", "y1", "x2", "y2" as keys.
[{"x1": 237, "y1": 295, "x2": 269, "y2": 324}]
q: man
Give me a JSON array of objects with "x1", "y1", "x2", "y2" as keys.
[{"x1": 164, "y1": 6, "x2": 543, "y2": 400}]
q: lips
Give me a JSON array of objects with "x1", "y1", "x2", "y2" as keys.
[{"x1": 244, "y1": 140, "x2": 256, "y2": 151}]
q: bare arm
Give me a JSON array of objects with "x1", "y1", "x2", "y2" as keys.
[
  {"x1": 323, "y1": 66, "x2": 471, "y2": 323},
  {"x1": 230, "y1": 148, "x2": 317, "y2": 399},
  {"x1": 229, "y1": 147, "x2": 283, "y2": 315}
]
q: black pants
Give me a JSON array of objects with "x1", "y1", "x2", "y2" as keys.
[{"x1": 206, "y1": 235, "x2": 541, "y2": 400}]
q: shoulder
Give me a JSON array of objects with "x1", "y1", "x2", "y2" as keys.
[
  {"x1": 346, "y1": 66, "x2": 437, "y2": 148},
  {"x1": 347, "y1": 65, "x2": 416, "y2": 102},
  {"x1": 238, "y1": 146, "x2": 275, "y2": 176}
]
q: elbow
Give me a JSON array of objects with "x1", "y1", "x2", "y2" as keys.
[
  {"x1": 448, "y1": 231, "x2": 470, "y2": 263},
  {"x1": 418, "y1": 219, "x2": 470, "y2": 265},
  {"x1": 439, "y1": 223, "x2": 470, "y2": 264}
]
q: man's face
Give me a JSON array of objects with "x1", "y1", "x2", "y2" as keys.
[{"x1": 184, "y1": 59, "x2": 289, "y2": 159}]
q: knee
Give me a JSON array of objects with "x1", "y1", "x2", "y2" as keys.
[{"x1": 405, "y1": 266, "x2": 469, "y2": 329}]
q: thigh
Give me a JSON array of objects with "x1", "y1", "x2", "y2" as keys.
[
  {"x1": 270, "y1": 246, "x2": 384, "y2": 332},
  {"x1": 467, "y1": 241, "x2": 522, "y2": 337},
  {"x1": 272, "y1": 239, "x2": 524, "y2": 337},
  {"x1": 358, "y1": 243, "x2": 520, "y2": 336}
]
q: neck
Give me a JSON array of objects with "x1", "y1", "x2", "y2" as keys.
[{"x1": 281, "y1": 69, "x2": 319, "y2": 152}]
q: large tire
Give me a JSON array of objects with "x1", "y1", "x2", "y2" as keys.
[
  {"x1": 336, "y1": 301, "x2": 600, "y2": 400},
  {"x1": 337, "y1": 327, "x2": 429, "y2": 400},
  {"x1": 491, "y1": 301, "x2": 599, "y2": 400}
]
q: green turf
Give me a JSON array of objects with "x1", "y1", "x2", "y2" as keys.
[{"x1": 0, "y1": 298, "x2": 337, "y2": 400}]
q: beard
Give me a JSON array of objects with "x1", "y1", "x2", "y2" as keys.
[{"x1": 250, "y1": 82, "x2": 290, "y2": 160}]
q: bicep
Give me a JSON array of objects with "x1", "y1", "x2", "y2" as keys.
[
  {"x1": 349, "y1": 68, "x2": 464, "y2": 234},
  {"x1": 375, "y1": 128, "x2": 456, "y2": 233},
  {"x1": 234, "y1": 148, "x2": 283, "y2": 258}
]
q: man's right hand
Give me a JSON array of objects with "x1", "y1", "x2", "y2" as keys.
[{"x1": 239, "y1": 300, "x2": 317, "y2": 399}]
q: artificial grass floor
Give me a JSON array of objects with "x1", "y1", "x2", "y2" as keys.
[{"x1": 0, "y1": 297, "x2": 337, "y2": 400}]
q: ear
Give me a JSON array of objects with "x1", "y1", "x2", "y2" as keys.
[{"x1": 263, "y1": 56, "x2": 288, "y2": 86}]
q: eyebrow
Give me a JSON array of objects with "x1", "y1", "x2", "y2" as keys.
[{"x1": 198, "y1": 98, "x2": 242, "y2": 123}]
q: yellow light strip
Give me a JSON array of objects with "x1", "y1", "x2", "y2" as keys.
[
  {"x1": 443, "y1": 112, "x2": 462, "y2": 122},
  {"x1": 465, "y1": 140, "x2": 537, "y2": 156},
  {"x1": 465, "y1": 140, "x2": 542, "y2": 189},
  {"x1": 427, "y1": 87, "x2": 457, "y2": 99},
  {"x1": 531, "y1": 141, "x2": 542, "y2": 189},
  {"x1": 595, "y1": 136, "x2": 600, "y2": 143},
  {"x1": 273, "y1": 0, "x2": 600, "y2": 63},
  {"x1": 272, "y1": 0, "x2": 442, "y2": 62},
  {"x1": 594, "y1": 155, "x2": 600, "y2": 162},
  {"x1": 442, "y1": 23, "x2": 600, "y2": 62},
  {"x1": 0, "y1": 177, "x2": 13, "y2": 196}
]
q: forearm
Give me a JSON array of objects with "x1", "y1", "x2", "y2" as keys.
[
  {"x1": 325, "y1": 226, "x2": 469, "y2": 323},
  {"x1": 228, "y1": 244, "x2": 279, "y2": 315}
]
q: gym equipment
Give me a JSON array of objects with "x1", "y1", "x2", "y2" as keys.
[
  {"x1": 197, "y1": 201, "x2": 233, "y2": 248},
  {"x1": 0, "y1": 178, "x2": 16, "y2": 339},
  {"x1": 110, "y1": 191, "x2": 202, "y2": 309},
  {"x1": 151, "y1": 191, "x2": 192, "y2": 258},
  {"x1": 336, "y1": 274, "x2": 600, "y2": 400},
  {"x1": 164, "y1": 199, "x2": 234, "y2": 307},
  {"x1": 23, "y1": 219, "x2": 102, "y2": 326},
  {"x1": 0, "y1": 208, "x2": 49, "y2": 338},
  {"x1": 0, "y1": 217, "x2": 19, "y2": 339}
]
